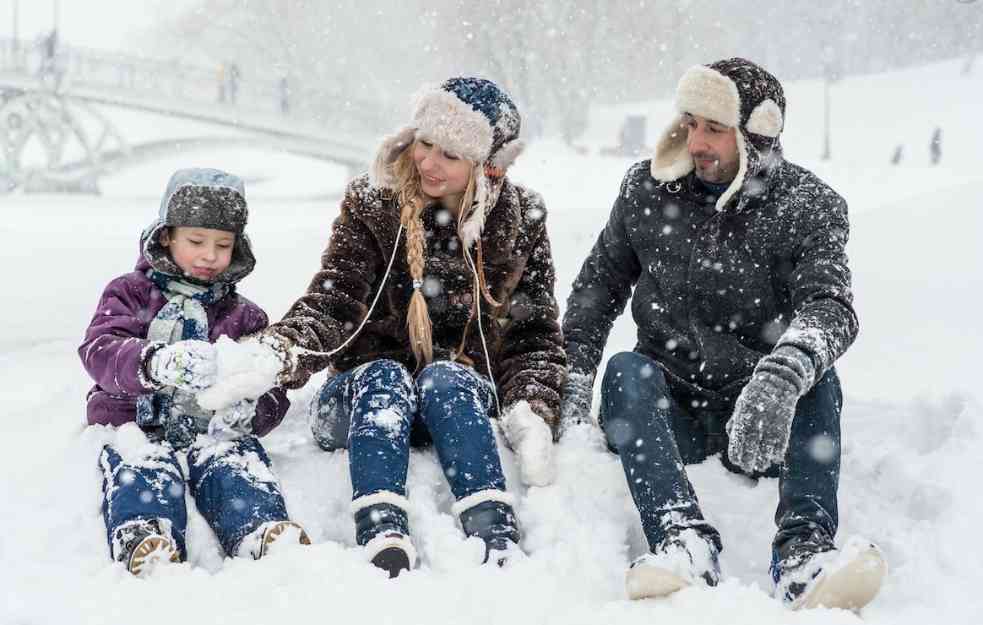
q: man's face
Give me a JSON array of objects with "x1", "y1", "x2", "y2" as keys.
[{"x1": 683, "y1": 113, "x2": 740, "y2": 184}]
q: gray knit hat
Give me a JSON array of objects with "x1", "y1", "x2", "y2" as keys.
[{"x1": 140, "y1": 168, "x2": 256, "y2": 283}]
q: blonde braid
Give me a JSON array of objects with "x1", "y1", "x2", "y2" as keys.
[{"x1": 393, "y1": 146, "x2": 434, "y2": 368}]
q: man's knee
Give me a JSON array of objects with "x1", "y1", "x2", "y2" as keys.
[{"x1": 602, "y1": 352, "x2": 667, "y2": 405}]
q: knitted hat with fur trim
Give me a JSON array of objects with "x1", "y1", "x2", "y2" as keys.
[
  {"x1": 652, "y1": 58, "x2": 787, "y2": 213},
  {"x1": 370, "y1": 77, "x2": 525, "y2": 247}
]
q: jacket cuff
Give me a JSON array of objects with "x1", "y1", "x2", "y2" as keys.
[{"x1": 138, "y1": 341, "x2": 167, "y2": 390}]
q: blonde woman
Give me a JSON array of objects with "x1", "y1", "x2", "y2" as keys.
[{"x1": 242, "y1": 78, "x2": 565, "y2": 577}]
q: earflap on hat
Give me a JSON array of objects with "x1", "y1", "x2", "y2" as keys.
[
  {"x1": 651, "y1": 115, "x2": 694, "y2": 182},
  {"x1": 370, "y1": 125, "x2": 417, "y2": 190},
  {"x1": 714, "y1": 130, "x2": 750, "y2": 211},
  {"x1": 488, "y1": 138, "x2": 525, "y2": 175}
]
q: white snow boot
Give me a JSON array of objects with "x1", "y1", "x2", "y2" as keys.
[
  {"x1": 773, "y1": 536, "x2": 887, "y2": 611},
  {"x1": 626, "y1": 528, "x2": 721, "y2": 600}
]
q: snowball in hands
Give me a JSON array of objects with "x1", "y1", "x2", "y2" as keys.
[
  {"x1": 727, "y1": 345, "x2": 816, "y2": 474},
  {"x1": 196, "y1": 336, "x2": 283, "y2": 411},
  {"x1": 149, "y1": 339, "x2": 218, "y2": 392},
  {"x1": 501, "y1": 401, "x2": 555, "y2": 487}
]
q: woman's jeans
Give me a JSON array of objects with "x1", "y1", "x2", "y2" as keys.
[
  {"x1": 599, "y1": 351, "x2": 841, "y2": 559},
  {"x1": 310, "y1": 359, "x2": 506, "y2": 502}
]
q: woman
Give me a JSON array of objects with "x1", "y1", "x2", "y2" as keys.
[{"x1": 246, "y1": 77, "x2": 565, "y2": 577}]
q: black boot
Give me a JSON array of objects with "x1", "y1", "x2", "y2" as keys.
[
  {"x1": 352, "y1": 492, "x2": 417, "y2": 578},
  {"x1": 455, "y1": 493, "x2": 521, "y2": 566}
]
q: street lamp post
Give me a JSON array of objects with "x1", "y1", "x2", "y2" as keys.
[{"x1": 12, "y1": 0, "x2": 19, "y2": 63}]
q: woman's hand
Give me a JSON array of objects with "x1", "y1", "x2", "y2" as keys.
[{"x1": 501, "y1": 400, "x2": 556, "y2": 487}]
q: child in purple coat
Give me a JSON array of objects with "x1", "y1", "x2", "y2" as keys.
[{"x1": 80, "y1": 168, "x2": 309, "y2": 575}]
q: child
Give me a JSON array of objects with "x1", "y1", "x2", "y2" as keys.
[{"x1": 79, "y1": 168, "x2": 309, "y2": 575}]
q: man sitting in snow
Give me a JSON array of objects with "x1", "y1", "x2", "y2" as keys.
[{"x1": 560, "y1": 57, "x2": 885, "y2": 610}]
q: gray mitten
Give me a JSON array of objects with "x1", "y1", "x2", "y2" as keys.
[
  {"x1": 726, "y1": 345, "x2": 816, "y2": 474},
  {"x1": 208, "y1": 398, "x2": 257, "y2": 441},
  {"x1": 559, "y1": 372, "x2": 594, "y2": 433}
]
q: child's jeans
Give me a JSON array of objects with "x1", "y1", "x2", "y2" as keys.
[{"x1": 99, "y1": 435, "x2": 291, "y2": 560}]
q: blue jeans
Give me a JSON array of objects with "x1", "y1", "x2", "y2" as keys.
[
  {"x1": 99, "y1": 436, "x2": 291, "y2": 559},
  {"x1": 599, "y1": 351, "x2": 841, "y2": 556},
  {"x1": 310, "y1": 359, "x2": 506, "y2": 501}
]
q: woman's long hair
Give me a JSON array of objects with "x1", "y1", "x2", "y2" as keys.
[{"x1": 390, "y1": 142, "x2": 478, "y2": 368}]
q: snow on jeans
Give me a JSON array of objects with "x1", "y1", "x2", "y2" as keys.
[
  {"x1": 310, "y1": 359, "x2": 506, "y2": 519},
  {"x1": 599, "y1": 351, "x2": 841, "y2": 557},
  {"x1": 99, "y1": 436, "x2": 290, "y2": 559}
]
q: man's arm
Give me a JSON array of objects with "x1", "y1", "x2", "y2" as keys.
[
  {"x1": 775, "y1": 191, "x2": 859, "y2": 382},
  {"x1": 560, "y1": 165, "x2": 645, "y2": 422}
]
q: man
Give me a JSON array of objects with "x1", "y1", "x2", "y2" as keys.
[{"x1": 561, "y1": 58, "x2": 885, "y2": 610}]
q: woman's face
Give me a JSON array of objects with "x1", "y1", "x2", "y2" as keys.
[{"x1": 413, "y1": 139, "x2": 472, "y2": 209}]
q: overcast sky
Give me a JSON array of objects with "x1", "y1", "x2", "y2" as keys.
[{"x1": 2, "y1": 0, "x2": 193, "y2": 51}]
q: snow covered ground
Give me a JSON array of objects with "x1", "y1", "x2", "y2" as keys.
[{"x1": 1, "y1": 59, "x2": 981, "y2": 624}]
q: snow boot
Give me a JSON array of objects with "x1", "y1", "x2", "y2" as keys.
[
  {"x1": 237, "y1": 520, "x2": 312, "y2": 559},
  {"x1": 352, "y1": 492, "x2": 417, "y2": 578},
  {"x1": 454, "y1": 491, "x2": 521, "y2": 566},
  {"x1": 112, "y1": 518, "x2": 181, "y2": 576},
  {"x1": 772, "y1": 536, "x2": 886, "y2": 611},
  {"x1": 626, "y1": 528, "x2": 721, "y2": 600}
]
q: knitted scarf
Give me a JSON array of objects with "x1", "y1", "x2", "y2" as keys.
[{"x1": 136, "y1": 270, "x2": 231, "y2": 448}]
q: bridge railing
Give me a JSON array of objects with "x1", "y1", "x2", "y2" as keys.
[{"x1": 0, "y1": 36, "x2": 387, "y2": 134}]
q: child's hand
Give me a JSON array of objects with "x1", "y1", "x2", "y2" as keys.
[
  {"x1": 207, "y1": 398, "x2": 256, "y2": 440},
  {"x1": 148, "y1": 340, "x2": 218, "y2": 392}
]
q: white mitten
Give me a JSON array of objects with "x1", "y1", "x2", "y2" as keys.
[
  {"x1": 148, "y1": 340, "x2": 217, "y2": 392},
  {"x1": 501, "y1": 401, "x2": 556, "y2": 487}
]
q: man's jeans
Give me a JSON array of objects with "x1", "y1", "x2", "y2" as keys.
[
  {"x1": 310, "y1": 359, "x2": 506, "y2": 501},
  {"x1": 599, "y1": 351, "x2": 841, "y2": 556}
]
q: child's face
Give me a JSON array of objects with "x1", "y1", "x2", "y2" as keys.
[{"x1": 160, "y1": 227, "x2": 235, "y2": 281}]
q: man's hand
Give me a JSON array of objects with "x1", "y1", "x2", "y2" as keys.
[
  {"x1": 559, "y1": 373, "x2": 594, "y2": 433},
  {"x1": 727, "y1": 345, "x2": 816, "y2": 474}
]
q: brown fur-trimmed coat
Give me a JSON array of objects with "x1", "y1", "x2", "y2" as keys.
[{"x1": 270, "y1": 174, "x2": 567, "y2": 425}]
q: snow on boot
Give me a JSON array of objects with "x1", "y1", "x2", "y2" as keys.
[
  {"x1": 238, "y1": 520, "x2": 311, "y2": 559},
  {"x1": 365, "y1": 532, "x2": 418, "y2": 578},
  {"x1": 453, "y1": 490, "x2": 522, "y2": 567},
  {"x1": 112, "y1": 518, "x2": 181, "y2": 576},
  {"x1": 626, "y1": 528, "x2": 721, "y2": 600},
  {"x1": 773, "y1": 536, "x2": 886, "y2": 612},
  {"x1": 352, "y1": 491, "x2": 416, "y2": 578}
]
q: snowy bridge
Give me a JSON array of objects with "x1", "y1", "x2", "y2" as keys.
[{"x1": 0, "y1": 36, "x2": 382, "y2": 192}]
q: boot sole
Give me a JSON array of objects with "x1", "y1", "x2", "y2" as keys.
[
  {"x1": 371, "y1": 546, "x2": 412, "y2": 578},
  {"x1": 128, "y1": 535, "x2": 180, "y2": 576},
  {"x1": 795, "y1": 547, "x2": 887, "y2": 611},
  {"x1": 259, "y1": 521, "x2": 311, "y2": 558},
  {"x1": 626, "y1": 564, "x2": 690, "y2": 600}
]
